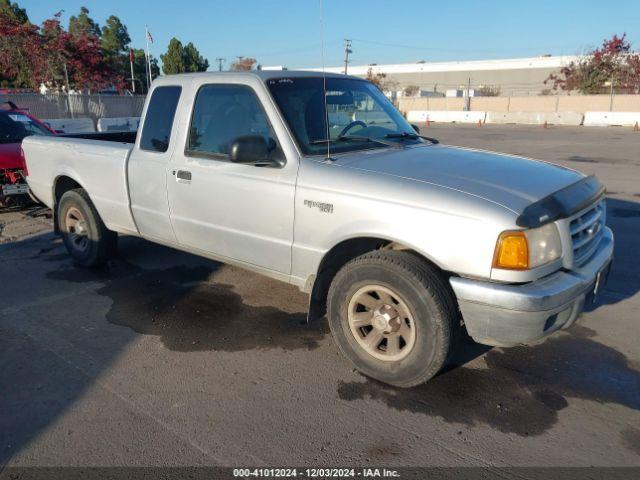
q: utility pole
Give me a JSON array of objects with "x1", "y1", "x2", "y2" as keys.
[
  {"x1": 343, "y1": 39, "x2": 352, "y2": 75},
  {"x1": 215, "y1": 57, "x2": 226, "y2": 72}
]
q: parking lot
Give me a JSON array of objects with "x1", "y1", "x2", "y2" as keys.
[{"x1": 1, "y1": 124, "x2": 639, "y2": 470}]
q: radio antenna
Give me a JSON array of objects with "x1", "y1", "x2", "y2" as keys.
[{"x1": 318, "y1": 0, "x2": 331, "y2": 161}]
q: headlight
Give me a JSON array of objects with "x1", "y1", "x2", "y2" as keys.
[{"x1": 493, "y1": 223, "x2": 562, "y2": 270}]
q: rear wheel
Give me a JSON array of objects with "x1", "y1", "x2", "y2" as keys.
[
  {"x1": 327, "y1": 250, "x2": 459, "y2": 387},
  {"x1": 58, "y1": 189, "x2": 117, "y2": 267}
]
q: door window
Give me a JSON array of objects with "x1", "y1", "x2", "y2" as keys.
[
  {"x1": 186, "y1": 84, "x2": 281, "y2": 161},
  {"x1": 140, "y1": 86, "x2": 182, "y2": 153}
]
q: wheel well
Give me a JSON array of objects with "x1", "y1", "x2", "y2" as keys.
[
  {"x1": 308, "y1": 237, "x2": 437, "y2": 321},
  {"x1": 54, "y1": 176, "x2": 82, "y2": 202},
  {"x1": 52, "y1": 176, "x2": 82, "y2": 233}
]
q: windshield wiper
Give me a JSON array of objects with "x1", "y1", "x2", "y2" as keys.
[
  {"x1": 385, "y1": 132, "x2": 439, "y2": 144},
  {"x1": 310, "y1": 135, "x2": 400, "y2": 148}
]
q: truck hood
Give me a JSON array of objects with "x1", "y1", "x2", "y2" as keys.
[
  {"x1": 0, "y1": 142, "x2": 23, "y2": 170},
  {"x1": 336, "y1": 144, "x2": 584, "y2": 214}
]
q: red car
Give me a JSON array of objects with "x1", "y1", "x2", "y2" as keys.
[{"x1": 0, "y1": 102, "x2": 56, "y2": 207}]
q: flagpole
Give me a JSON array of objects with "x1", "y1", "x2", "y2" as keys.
[
  {"x1": 129, "y1": 49, "x2": 136, "y2": 93},
  {"x1": 145, "y1": 26, "x2": 152, "y2": 92}
]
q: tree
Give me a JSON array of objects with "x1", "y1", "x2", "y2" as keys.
[
  {"x1": 0, "y1": 11, "x2": 41, "y2": 87},
  {"x1": 0, "y1": 8, "x2": 120, "y2": 91},
  {"x1": 161, "y1": 38, "x2": 185, "y2": 74},
  {"x1": 100, "y1": 15, "x2": 130, "y2": 88},
  {"x1": 160, "y1": 38, "x2": 209, "y2": 74},
  {"x1": 41, "y1": 14, "x2": 122, "y2": 92},
  {"x1": 477, "y1": 85, "x2": 501, "y2": 97},
  {"x1": 183, "y1": 42, "x2": 209, "y2": 72},
  {"x1": 131, "y1": 48, "x2": 159, "y2": 93},
  {"x1": 230, "y1": 57, "x2": 256, "y2": 71},
  {"x1": 546, "y1": 34, "x2": 640, "y2": 94},
  {"x1": 403, "y1": 85, "x2": 420, "y2": 97},
  {"x1": 101, "y1": 15, "x2": 130, "y2": 58},
  {"x1": 69, "y1": 6, "x2": 100, "y2": 38},
  {"x1": 366, "y1": 68, "x2": 396, "y2": 93},
  {"x1": 0, "y1": 0, "x2": 28, "y2": 24}
]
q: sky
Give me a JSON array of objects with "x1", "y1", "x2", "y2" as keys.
[{"x1": 18, "y1": 0, "x2": 640, "y2": 70}]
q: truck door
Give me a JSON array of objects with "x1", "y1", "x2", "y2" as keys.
[
  {"x1": 166, "y1": 80, "x2": 298, "y2": 275},
  {"x1": 128, "y1": 85, "x2": 182, "y2": 244}
]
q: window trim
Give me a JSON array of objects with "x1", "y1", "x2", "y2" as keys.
[
  {"x1": 139, "y1": 85, "x2": 182, "y2": 154},
  {"x1": 183, "y1": 82, "x2": 285, "y2": 167}
]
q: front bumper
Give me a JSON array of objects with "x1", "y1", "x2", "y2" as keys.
[{"x1": 449, "y1": 227, "x2": 614, "y2": 347}]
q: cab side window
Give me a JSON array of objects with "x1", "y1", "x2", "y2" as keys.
[
  {"x1": 186, "y1": 84, "x2": 282, "y2": 161},
  {"x1": 140, "y1": 86, "x2": 182, "y2": 153}
]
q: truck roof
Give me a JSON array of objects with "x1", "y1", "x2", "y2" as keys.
[{"x1": 152, "y1": 70, "x2": 361, "y2": 84}]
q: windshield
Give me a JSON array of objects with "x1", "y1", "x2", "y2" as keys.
[
  {"x1": 0, "y1": 112, "x2": 52, "y2": 144},
  {"x1": 266, "y1": 76, "x2": 422, "y2": 155}
]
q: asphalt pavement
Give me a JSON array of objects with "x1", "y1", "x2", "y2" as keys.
[{"x1": 1, "y1": 124, "x2": 639, "y2": 472}]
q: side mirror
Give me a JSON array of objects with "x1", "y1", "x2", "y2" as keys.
[
  {"x1": 229, "y1": 135, "x2": 280, "y2": 167},
  {"x1": 411, "y1": 123, "x2": 420, "y2": 134}
]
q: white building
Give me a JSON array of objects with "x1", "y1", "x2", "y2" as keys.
[{"x1": 303, "y1": 55, "x2": 581, "y2": 96}]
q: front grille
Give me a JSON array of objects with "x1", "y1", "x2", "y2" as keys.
[{"x1": 570, "y1": 200, "x2": 605, "y2": 267}]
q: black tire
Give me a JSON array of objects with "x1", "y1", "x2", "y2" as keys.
[
  {"x1": 57, "y1": 188, "x2": 117, "y2": 267},
  {"x1": 327, "y1": 250, "x2": 458, "y2": 388}
]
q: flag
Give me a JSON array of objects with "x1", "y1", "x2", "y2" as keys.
[
  {"x1": 129, "y1": 48, "x2": 134, "y2": 63},
  {"x1": 146, "y1": 29, "x2": 154, "y2": 44}
]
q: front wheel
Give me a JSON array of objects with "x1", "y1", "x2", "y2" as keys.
[
  {"x1": 327, "y1": 250, "x2": 459, "y2": 387},
  {"x1": 58, "y1": 188, "x2": 117, "y2": 267}
]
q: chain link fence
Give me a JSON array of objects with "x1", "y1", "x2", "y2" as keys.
[{"x1": 0, "y1": 93, "x2": 146, "y2": 122}]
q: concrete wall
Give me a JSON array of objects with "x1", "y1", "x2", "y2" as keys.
[
  {"x1": 398, "y1": 95, "x2": 640, "y2": 114},
  {"x1": 485, "y1": 111, "x2": 584, "y2": 126},
  {"x1": 43, "y1": 118, "x2": 96, "y2": 133},
  {"x1": 584, "y1": 112, "x2": 640, "y2": 126}
]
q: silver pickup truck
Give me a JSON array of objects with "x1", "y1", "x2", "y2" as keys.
[{"x1": 23, "y1": 71, "x2": 614, "y2": 387}]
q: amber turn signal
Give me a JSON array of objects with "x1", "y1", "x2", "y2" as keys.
[{"x1": 493, "y1": 231, "x2": 529, "y2": 270}]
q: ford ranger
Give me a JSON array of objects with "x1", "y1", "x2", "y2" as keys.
[{"x1": 23, "y1": 71, "x2": 614, "y2": 387}]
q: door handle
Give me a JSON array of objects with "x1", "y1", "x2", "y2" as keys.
[{"x1": 176, "y1": 170, "x2": 192, "y2": 181}]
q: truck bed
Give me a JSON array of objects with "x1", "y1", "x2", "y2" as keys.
[{"x1": 23, "y1": 135, "x2": 139, "y2": 235}]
